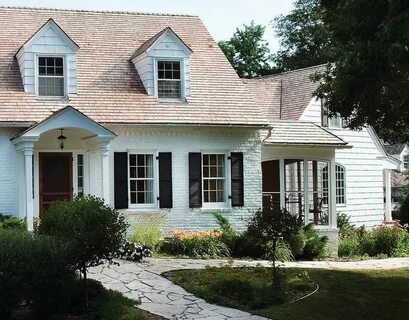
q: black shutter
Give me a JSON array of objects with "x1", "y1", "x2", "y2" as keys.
[
  {"x1": 114, "y1": 152, "x2": 128, "y2": 209},
  {"x1": 230, "y1": 152, "x2": 244, "y2": 207},
  {"x1": 189, "y1": 152, "x2": 202, "y2": 208},
  {"x1": 158, "y1": 152, "x2": 173, "y2": 208}
]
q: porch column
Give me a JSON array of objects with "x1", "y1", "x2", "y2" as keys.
[
  {"x1": 22, "y1": 145, "x2": 34, "y2": 231},
  {"x1": 385, "y1": 169, "x2": 393, "y2": 222},
  {"x1": 329, "y1": 157, "x2": 337, "y2": 228},
  {"x1": 100, "y1": 143, "x2": 110, "y2": 205}
]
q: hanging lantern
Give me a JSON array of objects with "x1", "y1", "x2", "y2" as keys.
[{"x1": 57, "y1": 128, "x2": 67, "y2": 150}]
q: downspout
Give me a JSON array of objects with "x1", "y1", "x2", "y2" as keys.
[{"x1": 262, "y1": 127, "x2": 272, "y2": 143}]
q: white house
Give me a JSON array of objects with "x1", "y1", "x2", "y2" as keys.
[
  {"x1": 0, "y1": 7, "x2": 398, "y2": 247},
  {"x1": 248, "y1": 65, "x2": 400, "y2": 232}
]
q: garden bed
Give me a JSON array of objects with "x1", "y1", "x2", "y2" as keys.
[{"x1": 166, "y1": 267, "x2": 409, "y2": 320}]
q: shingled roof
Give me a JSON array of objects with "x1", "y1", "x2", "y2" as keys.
[
  {"x1": 249, "y1": 64, "x2": 326, "y2": 121},
  {"x1": 0, "y1": 7, "x2": 267, "y2": 127}
]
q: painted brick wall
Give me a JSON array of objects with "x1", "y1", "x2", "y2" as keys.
[
  {"x1": 106, "y1": 126, "x2": 262, "y2": 234},
  {"x1": 0, "y1": 128, "x2": 23, "y2": 216}
]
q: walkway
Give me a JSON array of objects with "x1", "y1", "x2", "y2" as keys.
[{"x1": 88, "y1": 257, "x2": 409, "y2": 320}]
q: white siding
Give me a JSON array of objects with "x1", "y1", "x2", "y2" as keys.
[
  {"x1": 300, "y1": 98, "x2": 386, "y2": 226},
  {"x1": 0, "y1": 128, "x2": 23, "y2": 216},
  {"x1": 16, "y1": 22, "x2": 77, "y2": 94},
  {"x1": 107, "y1": 126, "x2": 261, "y2": 233},
  {"x1": 132, "y1": 31, "x2": 191, "y2": 97}
]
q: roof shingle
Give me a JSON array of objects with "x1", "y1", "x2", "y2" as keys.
[{"x1": 0, "y1": 6, "x2": 267, "y2": 127}]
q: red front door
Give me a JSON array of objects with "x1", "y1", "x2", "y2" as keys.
[{"x1": 39, "y1": 152, "x2": 73, "y2": 215}]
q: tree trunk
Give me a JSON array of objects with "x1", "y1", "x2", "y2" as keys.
[{"x1": 83, "y1": 265, "x2": 88, "y2": 311}]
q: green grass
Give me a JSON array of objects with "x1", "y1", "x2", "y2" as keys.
[{"x1": 166, "y1": 267, "x2": 409, "y2": 320}]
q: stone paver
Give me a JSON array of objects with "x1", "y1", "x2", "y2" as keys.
[{"x1": 89, "y1": 257, "x2": 409, "y2": 320}]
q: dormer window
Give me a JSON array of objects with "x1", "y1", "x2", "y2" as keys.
[
  {"x1": 38, "y1": 57, "x2": 65, "y2": 97},
  {"x1": 157, "y1": 61, "x2": 181, "y2": 99}
]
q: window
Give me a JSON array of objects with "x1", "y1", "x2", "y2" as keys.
[
  {"x1": 38, "y1": 57, "x2": 64, "y2": 97},
  {"x1": 202, "y1": 154, "x2": 226, "y2": 203},
  {"x1": 157, "y1": 61, "x2": 181, "y2": 99},
  {"x1": 322, "y1": 164, "x2": 346, "y2": 205},
  {"x1": 77, "y1": 154, "x2": 84, "y2": 197},
  {"x1": 129, "y1": 154, "x2": 155, "y2": 205},
  {"x1": 404, "y1": 154, "x2": 409, "y2": 171},
  {"x1": 321, "y1": 100, "x2": 343, "y2": 128}
]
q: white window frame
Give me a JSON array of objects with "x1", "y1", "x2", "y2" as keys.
[
  {"x1": 154, "y1": 58, "x2": 185, "y2": 101},
  {"x1": 35, "y1": 54, "x2": 67, "y2": 99},
  {"x1": 201, "y1": 151, "x2": 230, "y2": 210},
  {"x1": 403, "y1": 154, "x2": 409, "y2": 171},
  {"x1": 323, "y1": 163, "x2": 346, "y2": 206},
  {"x1": 328, "y1": 115, "x2": 343, "y2": 129},
  {"x1": 127, "y1": 151, "x2": 158, "y2": 209}
]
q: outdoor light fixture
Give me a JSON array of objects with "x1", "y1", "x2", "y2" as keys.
[{"x1": 58, "y1": 128, "x2": 67, "y2": 150}]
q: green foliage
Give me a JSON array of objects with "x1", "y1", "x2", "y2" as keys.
[
  {"x1": 337, "y1": 213, "x2": 355, "y2": 237},
  {"x1": 273, "y1": 0, "x2": 333, "y2": 72},
  {"x1": 0, "y1": 229, "x2": 75, "y2": 319},
  {"x1": 218, "y1": 21, "x2": 272, "y2": 78},
  {"x1": 339, "y1": 226, "x2": 409, "y2": 257},
  {"x1": 314, "y1": 0, "x2": 409, "y2": 142},
  {"x1": 159, "y1": 236, "x2": 230, "y2": 259},
  {"x1": 298, "y1": 224, "x2": 329, "y2": 260},
  {"x1": 398, "y1": 187, "x2": 409, "y2": 225},
  {"x1": 211, "y1": 211, "x2": 238, "y2": 249},
  {"x1": 129, "y1": 222, "x2": 161, "y2": 249},
  {"x1": 38, "y1": 196, "x2": 128, "y2": 308},
  {"x1": 0, "y1": 214, "x2": 26, "y2": 230},
  {"x1": 287, "y1": 229, "x2": 306, "y2": 257}
]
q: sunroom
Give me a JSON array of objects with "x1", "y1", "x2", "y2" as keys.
[{"x1": 261, "y1": 122, "x2": 350, "y2": 232}]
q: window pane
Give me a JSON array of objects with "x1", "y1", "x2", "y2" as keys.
[
  {"x1": 158, "y1": 80, "x2": 181, "y2": 99},
  {"x1": 129, "y1": 154, "x2": 155, "y2": 205},
  {"x1": 202, "y1": 154, "x2": 226, "y2": 203}
]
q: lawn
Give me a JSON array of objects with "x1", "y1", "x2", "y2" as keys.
[{"x1": 166, "y1": 267, "x2": 409, "y2": 320}]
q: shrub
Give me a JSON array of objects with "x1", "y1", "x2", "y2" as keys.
[
  {"x1": 0, "y1": 214, "x2": 26, "y2": 230},
  {"x1": 287, "y1": 229, "x2": 306, "y2": 257},
  {"x1": 297, "y1": 224, "x2": 329, "y2": 260},
  {"x1": 339, "y1": 226, "x2": 409, "y2": 257},
  {"x1": 337, "y1": 212, "x2": 355, "y2": 237},
  {"x1": 38, "y1": 196, "x2": 128, "y2": 308},
  {"x1": 159, "y1": 230, "x2": 230, "y2": 258},
  {"x1": 129, "y1": 223, "x2": 161, "y2": 249},
  {"x1": 0, "y1": 229, "x2": 75, "y2": 319},
  {"x1": 116, "y1": 241, "x2": 153, "y2": 262}
]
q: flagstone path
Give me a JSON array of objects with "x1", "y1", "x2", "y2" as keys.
[{"x1": 89, "y1": 257, "x2": 409, "y2": 320}]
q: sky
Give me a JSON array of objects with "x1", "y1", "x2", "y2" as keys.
[{"x1": 0, "y1": 0, "x2": 294, "y2": 52}]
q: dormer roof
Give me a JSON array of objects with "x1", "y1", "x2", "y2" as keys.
[
  {"x1": 15, "y1": 18, "x2": 79, "y2": 58},
  {"x1": 131, "y1": 27, "x2": 192, "y2": 61}
]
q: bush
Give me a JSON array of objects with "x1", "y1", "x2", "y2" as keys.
[
  {"x1": 337, "y1": 212, "x2": 355, "y2": 237},
  {"x1": 128, "y1": 218, "x2": 162, "y2": 250},
  {"x1": 116, "y1": 241, "x2": 153, "y2": 262},
  {"x1": 0, "y1": 214, "x2": 26, "y2": 230},
  {"x1": 38, "y1": 196, "x2": 128, "y2": 308},
  {"x1": 159, "y1": 230, "x2": 230, "y2": 258},
  {"x1": 298, "y1": 224, "x2": 329, "y2": 260},
  {"x1": 0, "y1": 229, "x2": 75, "y2": 319},
  {"x1": 339, "y1": 226, "x2": 409, "y2": 257}
]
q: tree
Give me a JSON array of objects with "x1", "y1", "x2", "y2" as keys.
[
  {"x1": 314, "y1": 0, "x2": 409, "y2": 142},
  {"x1": 273, "y1": 0, "x2": 333, "y2": 72},
  {"x1": 38, "y1": 196, "x2": 128, "y2": 309},
  {"x1": 218, "y1": 21, "x2": 272, "y2": 78}
]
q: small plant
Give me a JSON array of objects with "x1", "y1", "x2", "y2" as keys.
[
  {"x1": 38, "y1": 196, "x2": 128, "y2": 309},
  {"x1": 159, "y1": 230, "x2": 230, "y2": 258},
  {"x1": 116, "y1": 241, "x2": 152, "y2": 262},
  {"x1": 0, "y1": 214, "x2": 26, "y2": 230},
  {"x1": 129, "y1": 223, "x2": 161, "y2": 249},
  {"x1": 299, "y1": 224, "x2": 329, "y2": 260},
  {"x1": 337, "y1": 212, "x2": 355, "y2": 237}
]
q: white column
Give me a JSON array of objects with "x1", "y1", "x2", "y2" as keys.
[
  {"x1": 385, "y1": 169, "x2": 393, "y2": 222},
  {"x1": 279, "y1": 158, "x2": 285, "y2": 210},
  {"x1": 23, "y1": 147, "x2": 34, "y2": 231},
  {"x1": 303, "y1": 160, "x2": 309, "y2": 225},
  {"x1": 100, "y1": 144, "x2": 110, "y2": 205},
  {"x1": 329, "y1": 157, "x2": 337, "y2": 228}
]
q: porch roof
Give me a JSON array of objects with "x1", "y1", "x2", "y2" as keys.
[{"x1": 262, "y1": 121, "x2": 350, "y2": 148}]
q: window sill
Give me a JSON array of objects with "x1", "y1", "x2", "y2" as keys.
[
  {"x1": 199, "y1": 207, "x2": 231, "y2": 213},
  {"x1": 158, "y1": 98, "x2": 187, "y2": 104},
  {"x1": 36, "y1": 96, "x2": 69, "y2": 102},
  {"x1": 121, "y1": 208, "x2": 169, "y2": 215}
]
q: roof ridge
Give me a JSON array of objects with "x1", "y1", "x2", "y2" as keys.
[
  {"x1": 0, "y1": 5, "x2": 198, "y2": 17},
  {"x1": 261, "y1": 64, "x2": 328, "y2": 79}
]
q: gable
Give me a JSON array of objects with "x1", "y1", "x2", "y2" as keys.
[{"x1": 15, "y1": 19, "x2": 79, "y2": 95}]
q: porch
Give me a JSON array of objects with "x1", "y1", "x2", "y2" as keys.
[{"x1": 12, "y1": 106, "x2": 116, "y2": 230}]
